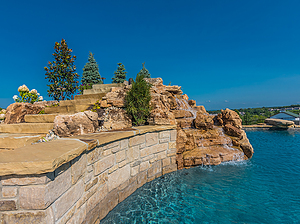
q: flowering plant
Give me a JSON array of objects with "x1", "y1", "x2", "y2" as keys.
[{"x1": 13, "y1": 84, "x2": 44, "y2": 104}]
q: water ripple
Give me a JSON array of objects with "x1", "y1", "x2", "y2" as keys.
[{"x1": 102, "y1": 130, "x2": 300, "y2": 223}]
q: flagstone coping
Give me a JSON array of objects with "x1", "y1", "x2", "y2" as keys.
[{"x1": 0, "y1": 125, "x2": 176, "y2": 176}]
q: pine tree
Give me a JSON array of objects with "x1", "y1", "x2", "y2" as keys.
[
  {"x1": 81, "y1": 52, "x2": 103, "y2": 85},
  {"x1": 44, "y1": 39, "x2": 79, "y2": 101},
  {"x1": 125, "y1": 73, "x2": 152, "y2": 126},
  {"x1": 138, "y1": 62, "x2": 151, "y2": 78},
  {"x1": 112, "y1": 63, "x2": 127, "y2": 83}
]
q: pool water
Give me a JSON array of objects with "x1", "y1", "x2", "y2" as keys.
[{"x1": 101, "y1": 130, "x2": 300, "y2": 223}]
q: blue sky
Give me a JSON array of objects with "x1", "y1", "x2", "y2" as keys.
[{"x1": 1, "y1": 0, "x2": 300, "y2": 110}]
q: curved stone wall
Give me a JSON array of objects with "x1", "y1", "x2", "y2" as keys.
[{"x1": 0, "y1": 125, "x2": 177, "y2": 223}]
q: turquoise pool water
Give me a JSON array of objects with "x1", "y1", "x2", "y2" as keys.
[{"x1": 101, "y1": 130, "x2": 300, "y2": 223}]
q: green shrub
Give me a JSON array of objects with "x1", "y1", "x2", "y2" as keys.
[
  {"x1": 125, "y1": 74, "x2": 152, "y2": 126},
  {"x1": 79, "y1": 83, "x2": 93, "y2": 94}
]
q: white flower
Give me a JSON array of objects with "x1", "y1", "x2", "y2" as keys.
[
  {"x1": 38, "y1": 96, "x2": 43, "y2": 101},
  {"x1": 37, "y1": 93, "x2": 40, "y2": 96},
  {"x1": 18, "y1": 84, "x2": 29, "y2": 92},
  {"x1": 30, "y1": 89, "x2": 38, "y2": 94},
  {"x1": 13, "y1": 95, "x2": 18, "y2": 100}
]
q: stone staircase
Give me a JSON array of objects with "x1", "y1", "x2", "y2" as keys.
[
  {"x1": 0, "y1": 84, "x2": 121, "y2": 149},
  {"x1": 83, "y1": 83, "x2": 124, "y2": 95}
]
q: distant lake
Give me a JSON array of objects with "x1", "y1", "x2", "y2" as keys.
[{"x1": 101, "y1": 130, "x2": 300, "y2": 223}]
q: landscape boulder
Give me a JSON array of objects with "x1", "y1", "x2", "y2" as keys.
[
  {"x1": 215, "y1": 108, "x2": 242, "y2": 128},
  {"x1": 99, "y1": 107, "x2": 132, "y2": 130},
  {"x1": 53, "y1": 111, "x2": 98, "y2": 137},
  {"x1": 194, "y1": 112, "x2": 214, "y2": 130},
  {"x1": 104, "y1": 87, "x2": 129, "y2": 108},
  {"x1": 223, "y1": 124, "x2": 242, "y2": 138},
  {"x1": 4, "y1": 102, "x2": 44, "y2": 124},
  {"x1": 265, "y1": 118, "x2": 294, "y2": 129}
]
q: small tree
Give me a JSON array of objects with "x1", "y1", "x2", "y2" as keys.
[
  {"x1": 81, "y1": 52, "x2": 103, "y2": 86},
  {"x1": 112, "y1": 63, "x2": 127, "y2": 83},
  {"x1": 138, "y1": 62, "x2": 151, "y2": 78},
  {"x1": 125, "y1": 73, "x2": 152, "y2": 126},
  {"x1": 45, "y1": 39, "x2": 79, "y2": 101}
]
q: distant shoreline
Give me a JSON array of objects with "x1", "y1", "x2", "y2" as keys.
[{"x1": 243, "y1": 124, "x2": 300, "y2": 130}]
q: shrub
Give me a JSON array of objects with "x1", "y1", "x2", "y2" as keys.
[
  {"x1": 125, "y1": 73, "x2": 152, "y2": 126},
  {"x1": 79, "y1": 83, "x2": 93, "y2": 94},
  {"x1": 13, "y1": 84, "x2": 43, "y2": 104}
]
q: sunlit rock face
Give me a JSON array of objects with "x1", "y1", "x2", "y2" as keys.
[
  {"x1": 265, "y1": 118, "x2": 294, "y2": 129},
  {"x1": 142, "y1": 78, "x2": 254, "y2": 169},
  {"x1": 71, "y1": 77, "x2": 254, "y2": 168},
  {"x1": 4, "y1": 103, "x2": 44, "y2": 124},
  {"x1": 53, "y1": 111, "x2": 99, "y2": 137},
  {"x1": 175, "y1": 108, "x2": 253, "y2": 169}
]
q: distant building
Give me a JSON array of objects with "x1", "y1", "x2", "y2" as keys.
[{"x1": 270, "y1": 111, "x2": 300, "y2": 125}]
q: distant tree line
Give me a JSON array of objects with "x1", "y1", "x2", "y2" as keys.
[{"x1": 209, "y1": 105, "x2": 300, "y2": 125}]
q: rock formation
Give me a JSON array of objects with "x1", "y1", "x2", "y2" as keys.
[
  {"x1": 4, "y1": 102, "x2": 45, "y2": 124},
  {"x1": 139, "y1": 79, "x2": 253, "y2": 169},
  {"x1": 92, "y1": 78, "x2": 254, "y2": 169},
  {"x1": 98, "y1": 107, "x2": 132, "y2": 131},
  {"x1": 53, "y1": 111, "x2": 99, "y2": 137},
  {"x1": 265, "y1": 118, "x2": 294, "y2": 129}
]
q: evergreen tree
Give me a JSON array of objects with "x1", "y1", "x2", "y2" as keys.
[
  {"x1": 81, "y1": 52, "x2": 103, "y2": 85},
  {"x1": 112, "y1": 63, "x2": 127, "y2": 83},
  {"x1": 138, "y1": 62, "x2": 151, "y2": 78},
  {"x1": 45, "y1": 39, "x2": 79, "y2": 101},
  {"x1": 125, "y1": 73, "x2": 152, "y2": 126}
]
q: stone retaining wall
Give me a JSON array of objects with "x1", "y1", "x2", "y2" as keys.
[{"x1": 0, "y1": 127, "x2": 177, "y2": 223}]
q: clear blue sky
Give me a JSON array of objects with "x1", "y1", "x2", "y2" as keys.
[{"x1": 1, "y1": 0, "x2": 300, "y2": 110}]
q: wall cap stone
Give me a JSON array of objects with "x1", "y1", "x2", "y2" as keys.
[{"x1": 0, "y1": 125, "x2": 176, "y2": 176}]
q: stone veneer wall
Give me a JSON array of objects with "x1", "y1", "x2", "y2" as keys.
[{"x1": 0, "y1": 129, "x2": 177, "y2": 224}]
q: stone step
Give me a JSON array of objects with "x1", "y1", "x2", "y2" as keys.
[
  {"x1": 24, "y1": 114, "x2": 59, "y2": 123},
  {"x1": 172, "y1": 110, "x2": 194, "y2": 119},
  {"x1": 0, "y1": 133, "x2": 45, "y2": 149},
  {"x1": 0, "y1": 123, "x2": 54, "y2": 134},
  {"x1": 83, "y1": 83, "x2": 125, "y2": 95},
  {"x1": 92, "y1": 83, "x2": 124, "y2": 90},
  {"x1": 59, "y1": 99, "x2": 95, "y2": 107},
  {"x1": 44, "y1": 104, "x2": 91, "y2": 114},
  {"x1": 74, "y1": 93, "x2": 106, "y2": 101}
]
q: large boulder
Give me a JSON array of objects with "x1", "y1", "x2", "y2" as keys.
[
  {"x1": 148, "y1": 109, "x2": 176, "y2": 125},
  {"x1": 265, "y1": 118, "x2": 294, "y2": 129},
  {"x1": 215, "y1": 108, "x2": 242, "y2": 128},
  {"x1": 53, "y1": 111, "x2": 98, "y2": 137},
  {"x1": 99, "y1": 107, "x2": 132, "y2": 130},
  {"x1": 239, "y1": 131, "x2": 254, "y2": 159},
  {"x1": 148, "y1": 92, "x2": 177, "y2": 125},
  {"x1": 104, "y1": 87, "x2": 128, "y2": 108},
  {"x1": 4, "y1": 103, "x2": 44, "y2": 124},
  {"x1": 194, "y1": 112, "x2": 214, "y2": 130},
  {"x1": 223, "y1": 124, "x2": 242, "y2": 138}
]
